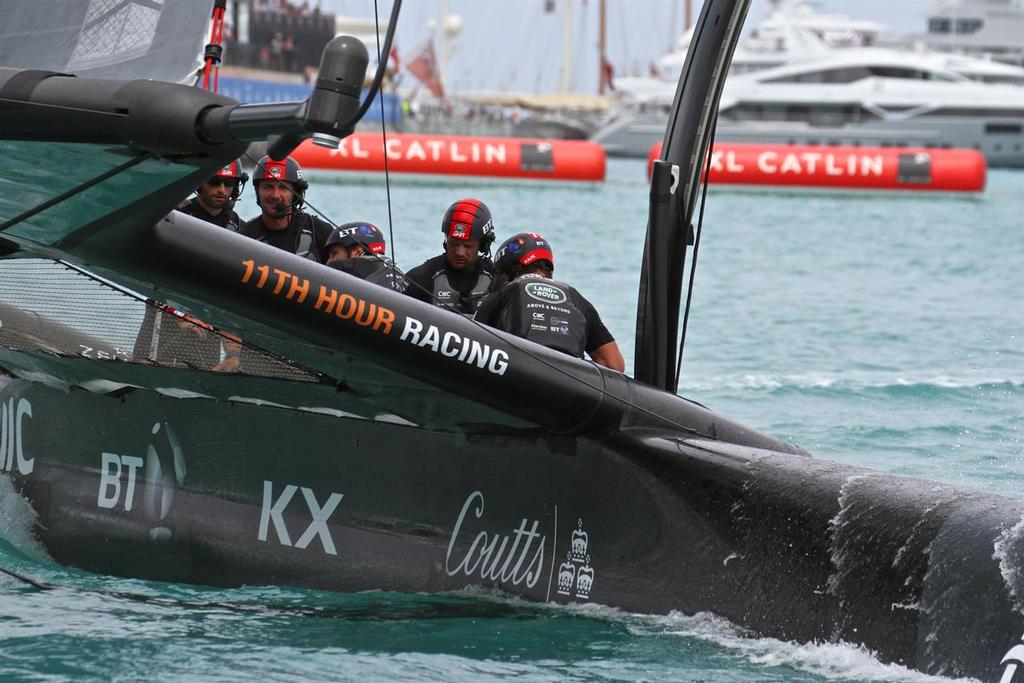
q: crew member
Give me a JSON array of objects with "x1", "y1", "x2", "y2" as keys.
[
  {"x1": 325, "y1": 221, "x2": 408, "y2": 292},
  {"x1": 239, "y1": 155, "x2": 333, "y2": 262},
  {"x1": 475, "y1": 232, "x2": 625, "y2": 372},
  {"x1": 177, "y1": 159, "x2": 247, "y2": 231},
  {"x1": 405, "y1": 198, "x2": 495, "y2": 314}
]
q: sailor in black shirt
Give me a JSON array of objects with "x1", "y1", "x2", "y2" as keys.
[
  {"x1": 476, "y1": 232, "x2": 625, "y2": 372},
  {"x1": 239, "y1": 155, "x2": 333, "y2": 262},
  {"x1": 176, "y1": 159, "x2": 247, "y2": 231},
  {"x1": 325, "y1": 222, "x2": 408, "y2": 292},
  {"x1": 404, "y1": 198, "x2": 496, "y2": 314}
]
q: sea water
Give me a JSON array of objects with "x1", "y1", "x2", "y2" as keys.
[{"x1": 0, "y1": 160, "x2": 1021, "y2": 681}]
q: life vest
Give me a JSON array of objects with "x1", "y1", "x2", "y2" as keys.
[
  {"x1": 498, "y1": 274, "x2": 587, "y2": 357},
  {"x1": 176, "y1": 199, "x2": 241, "y2": 231},
  {"x1": 430, "y1": 267, "x2": 493, "y2": 314},
  {"x1": 334, "y1": 255, "x2": 408, "y2": 292},
  {"x1": 249, "y1": 212, "x2": 318, "y2": 261}
]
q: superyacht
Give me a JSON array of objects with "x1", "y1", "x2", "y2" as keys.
[{"x1": 594, "y1": 3, "x2": 1024, "y2": 167}]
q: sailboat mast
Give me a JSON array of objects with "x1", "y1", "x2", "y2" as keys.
[
  {"x1": 598, "y1": 0, "x2": 607, "y2": 94},
  {"x1": 559, "y1": 0, "x2": 573, "y2": 92},
  {"x1": 439, "y1": 0, "x2": 449, "y2": 91}
]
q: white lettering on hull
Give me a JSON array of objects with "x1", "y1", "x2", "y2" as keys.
[
  {"x1": 445, "y1": 491, "x2": 547, "y2": 588},
  {"x1": 94, "y1": 422, "x2": 186, "y2": 529},
  {"x1": 97, "y1": 453, "x2": 144, "y2": 510},
  {"x1": 0, "y1": 398, "x2": 34, "y2": 476},
  {"x1": 258, "y1": 481, "x2": 344, "y2": 556},
  {"x1": 444, "y1": 492, "x2": 600, "y2": 602},
  {"x1": 400, "y1": 316, "x2": 510, "y2": 376}
]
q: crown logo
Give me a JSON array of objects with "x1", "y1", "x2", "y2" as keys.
[
  {"x1": 557, "y1": 556, "x2": 576, "y2": 596},
  {"x1": 575, "y1": 561, "x2": 595, "y2": 600},
  {"x1": 571, "y1": 519, "x2": 588, "y2": 562}
]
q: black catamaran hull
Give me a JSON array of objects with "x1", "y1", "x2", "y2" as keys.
[
  {"x1": 2, "y1": 1, "x2": 1023, "y2": 680},
  {"x1": 2, "y1": 368, "x2": 1024, "y2": 680}
]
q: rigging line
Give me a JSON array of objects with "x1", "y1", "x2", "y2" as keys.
[
  {"x1": 675, "y1": 114, "x2": 719, "y2": 389},
  {"x1": 373, "y1": 0, "x2": 398, "y2": 268},
  {"x1": 0, "y1": 97, "x2": 128, "y2": 119},
  {"x1": 0, "y1": 153, "x2": 151, "y2": 233}
]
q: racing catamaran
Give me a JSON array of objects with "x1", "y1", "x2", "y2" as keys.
[{"x1": 1, "y1": 1, "x2": 1023, "y2": 679}]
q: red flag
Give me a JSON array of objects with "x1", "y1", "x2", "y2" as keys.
[
  {"x1": 601, "y1": 56, "x2": 615, "y2": 93},
  {"x1": 389, "y1": 44, "x2": 400, "y2": 73},
  {"x1": 404, "y1": 39, "x2": 444, "y2": 98}
]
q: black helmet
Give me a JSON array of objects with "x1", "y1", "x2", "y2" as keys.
[
  {"x1": 494, "y1": 232, "x2": 554, "y2": 275},
  {"x1": 206, "y1": 158, "x2": 248, "y2": 201},
  {"x1": 441, "y1": 198, "x2": 495, "y2": 255},
  {"x1": 326, "y1": 222, "x2": 386, "y2": 255},
  {"x1": 253, "y1": 155, "x2": 308, "y2": 209}
]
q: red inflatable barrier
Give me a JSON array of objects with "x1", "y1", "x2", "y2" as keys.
[
  {"x1": 646, "y1": 142, "x2": 986, "y2": 192},
  {"x1": 292, "y1": 133, "x2": 606, "y2": 182}
]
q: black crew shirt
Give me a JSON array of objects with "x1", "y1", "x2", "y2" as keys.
[
  {"x1": 475, "y1": 279, "x2": 614, "y2": 354},
  {"x1": 178, "y1": 198, "x2": 241, "y2": 231},
  {"x1": 404, "y1": 254, "x2": 495, "y2": 308},
  {"x1": 239, "y1": 211, "x2": 334, "y2": 262}
]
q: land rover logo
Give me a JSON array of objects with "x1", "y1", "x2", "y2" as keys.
[{"x1": 525, "y1": 282, "x2": 566, "y2": 304}]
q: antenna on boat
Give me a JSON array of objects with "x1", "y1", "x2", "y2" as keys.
[
  {"x1": 372, "y1": 0, "x2": 398, "y2": 267},
  {"x1": 633, "y1": 0, "x2": 750, "y2": 393}
]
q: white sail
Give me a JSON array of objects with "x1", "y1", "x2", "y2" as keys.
[{"x1": 0, "y1": 0, "x2": 212, "y2": 83}]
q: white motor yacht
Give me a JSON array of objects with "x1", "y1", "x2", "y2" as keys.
[{"x1": 594, "y1": 5, "x2": 1024, "y2": 167}]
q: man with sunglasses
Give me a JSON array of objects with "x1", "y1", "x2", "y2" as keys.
[{"x1": 177, "y1": 160, "x2": 248, "y2": 231}]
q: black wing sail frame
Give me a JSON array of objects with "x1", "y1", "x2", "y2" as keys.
[{"x1": 634, "y1": 0, "x2": 750, "y2": 391}]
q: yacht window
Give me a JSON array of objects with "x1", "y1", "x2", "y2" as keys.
[
  {"x1": 764, "y1": 67, "x2": 871, "y2": 84},
  {"x1": 935, "y1": 108, "x2": 1024, "y2": 118},
  {"x1": 986, "y1": 123, "x2": 1023, "y2": 134},
  {"x1": 720, "y1": 102, "x2": 876, "y2": 125},
  {"x1": 866, "y1": 66, "x2": 953, "y2": 81},
  {"x1": 979, "y1": 76, "x2": 1024, "y2": 85},
  {"x1": 929, "y1": 18, "x2": 952, "y2": 34},
  {"x1": 955, "y1": 18, "x2": 983, "y2": 35},
  {"x1": 764, "y1": 66, "x2": 952, "y2": 85}
]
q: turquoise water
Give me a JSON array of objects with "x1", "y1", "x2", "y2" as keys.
[{"x1": 1, "y1": 160, "x2": 1021, "y2": 681}]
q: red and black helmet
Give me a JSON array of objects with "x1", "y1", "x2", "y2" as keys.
[
  {"x1": 325, "y1": 222, "x2": 386, "y2": 255},
  {"x1": 207, "y1": 158, "x2": 248, "y2": 200},
  {"x1": 441, "y1": 198, "x2": 495, "y2": 255},
  {"x1": 253, "y1": 155, "x2": 308, "y2": 208},
  {"x1": 494, "y1": 232, "x2": 554, "y2": 275}
]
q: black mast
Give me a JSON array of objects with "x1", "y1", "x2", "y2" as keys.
[{"x1": 634, "y1": 0, "x2": 750, "y2": 391}]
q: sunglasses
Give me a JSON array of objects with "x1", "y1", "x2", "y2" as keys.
[{"x1": 205, "y1": 178, "x2": 239, "y2": 188}]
